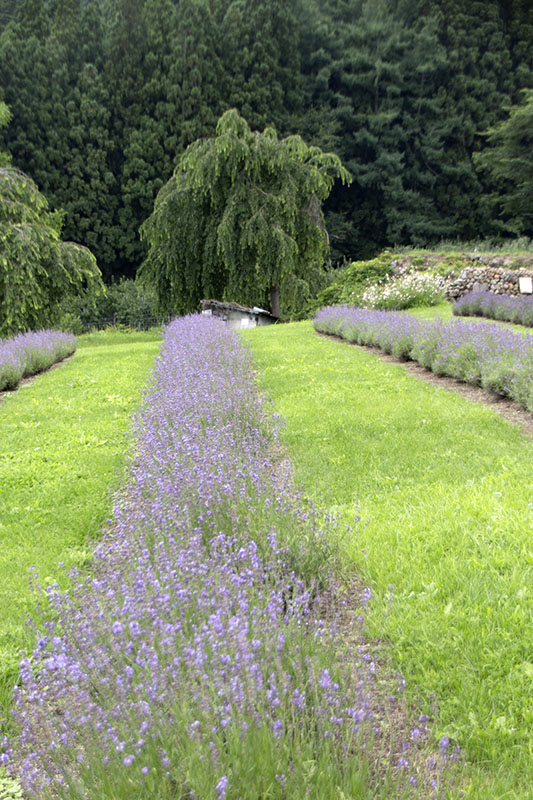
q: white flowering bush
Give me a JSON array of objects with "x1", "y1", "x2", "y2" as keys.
[{"x1": 360, "y1": 269, "x2": 445, "y2": 310}]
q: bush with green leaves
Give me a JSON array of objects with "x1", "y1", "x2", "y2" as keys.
[
  {"x1": 310, "y1": 254, "x2": 397, "y2": 313},
  {"x1": 57, "y1": 279, "x2": 161, "y2": 333},
  {"x1": 359, "y1": 269, "x2": 445, "y2": 310},
  {"x1": 0, "y1": 166, "x2": 103, "y2": 336}
]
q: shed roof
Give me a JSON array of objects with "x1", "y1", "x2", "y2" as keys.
[{"x1": 201, "y1": 299, "x2": 278, "y2": 319}]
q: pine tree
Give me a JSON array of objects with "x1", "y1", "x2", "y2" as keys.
[
  {"x1": 298, "y1": 0, "x2": 459, "y2": 257},
  {"x1": 101, "y1": 0, "x2": 147, "y2": 275},
  {"x1": 218, "y1": 0, "x2": 303, "y2": 134},
  {"x1": 0, "y1": 0, "x2": 51, "y2": 186},
  {"x1": 62, "y1": 63, "x2": 118, "y2": 279},
  {"x1": 474, "y1": 89, "x2": 533, "y2": 237}
]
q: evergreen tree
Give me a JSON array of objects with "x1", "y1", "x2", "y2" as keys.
[
  {"x1": 0, "y1": 0, "x2": 51, "y2": 185},
  {"x1": 298, "y1": 0, "x2": 459, "y2": 257},
  {"x1": 118, "y1": 0, "x2": 225, "y2": 277},
  {"x1": 218, "y1": 0, "x2": 302, "y2": 134},
  {"x1": 425, "y1": 0, "x2": 514, "y2": 239},
  {"x1": 0, "y1": 165, "x2": 103, "y2": 335},
  {"x1": 62, "y1": 63, "x2": 118, "y2": 279},
  {"x1": 101, "y1": 0, "x2": 147, "y2": 275},
  {"x1": 474, "y1": 89, "x2": 533, "y2": 237},
  {"x1": 139, "y1": 109, "x2": 350, "y2": 317}
]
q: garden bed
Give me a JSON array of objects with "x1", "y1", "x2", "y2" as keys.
[
  {"x1": 314, "y1": 305, "x2": 533, "y2": 412},
  {"x1": 0, "y1": 330, "x2": 76, "y2": 392}
]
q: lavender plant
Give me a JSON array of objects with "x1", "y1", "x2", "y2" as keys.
[
  {"x1": 453, "y1": 291, "x2": 533, "y2": 328},
  {"x1": 1, "y1": 315, "x2": 450, "y2": 799},
  {"x1": 314, "y1": 306, "x2": 533, "y2": 411},
  {"x1": 0, "y1": 330, "x2": 76, "y2": 391}
]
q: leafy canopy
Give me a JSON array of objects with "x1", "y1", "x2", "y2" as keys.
[
  {"x1": 139, "y1": 109, "x2": 350, "y2": 316},
  {"x1": 0, "y1": 112, "x2": 104, "y2": 337}
]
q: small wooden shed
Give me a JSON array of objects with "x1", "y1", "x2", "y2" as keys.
[{"x1": 200, "y1": 299, "x2": 278, "y2": 330}]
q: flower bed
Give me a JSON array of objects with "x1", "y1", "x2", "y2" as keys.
[
  {"x1": 0, "y1": 330, "x2": 76, "y2": 392},
  {"x1": 453, "y1": 290, "x2": 533, "y2": 327},
  {"x1": 1, "y1": 315, "x2": 450, "y2": 799},
  {"x1": 314, "y1": 306, "x2": 533, "y2": 411},
  {"x1": 359, "y1": 269, "x2": 445, "y2": 310}
]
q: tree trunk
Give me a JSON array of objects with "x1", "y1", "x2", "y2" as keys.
[{"x1": 270, "y1": 282, "x2": 281, "y2": 318}]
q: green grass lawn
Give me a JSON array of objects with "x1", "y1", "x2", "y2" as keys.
[
  {"x1": 407, "y1": 300, "x2": 533, "y2": 337},
  {"x1": 244, "y1": 320, "x2": 533, "y2": 799},
  {"x1": 0, "y1": 329, "x2": 161, "y2": 718}
]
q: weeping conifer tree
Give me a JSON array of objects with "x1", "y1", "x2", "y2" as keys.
[
  {"x1": 139, "y1": 109, "x2": 350, "y2": 318},
  {"x1": 0, "y1": 102, "x2": 104, "y2": 335}
]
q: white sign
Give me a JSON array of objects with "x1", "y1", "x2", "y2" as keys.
[{"x1": 519, "y1": 276, "x2": 533, "y2": 294}]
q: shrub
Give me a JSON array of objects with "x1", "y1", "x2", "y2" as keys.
[
  {"x1": 453, "y1": 291, "x2": 533, "y2": 328},
  {"x1": 0, "y1": 331, "x2": 76, "y2": 391},
  {"x1": 314, "y1": 306, "x2": 533, "y2": 411},
  {"x1": 2, "y1": 316, "x2": 448, "y2": 798},
  {"x1": 57, "y1": 279, "x2": 162, "y2": 332},
  {"x1": 360, "y1": 270, "x2": 445, "y2": 310}
]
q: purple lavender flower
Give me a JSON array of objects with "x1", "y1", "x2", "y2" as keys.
[
  {"x1": 1, "y1": 315, "x2": 436, "y2": 797},
  {"x1": 0, "y1": 329, "x2": 76, "y2": 391},
  {"x1": 216, "y1": 775, "x2": 228, "y2": 799},
  {"x1": 314, "y1": 305, "x2": 533, "y2": 411}
]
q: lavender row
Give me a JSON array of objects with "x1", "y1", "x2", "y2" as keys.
[
  {"x1": 453, "y1": 290, "x2": 533, "y2": 328},
  {"x1": 314, "y1": 305, "x2": 533, "y2": 411},
  {"x1": 1, "y1": 315, "x2": 448, "y2": 799},
  {"x1": 0, "y1": 330, "x2": 76, "y2": 391}
]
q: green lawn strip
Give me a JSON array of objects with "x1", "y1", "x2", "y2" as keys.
[
  {"x1": 244, "y1": 321, "x2": 533, "y2": 798},
  {"x1": 0, "y1": 329, "x2": 161, "y2": 717},
  {"x1": 407, "y1": 301, "x2": 533, "y2": 338}
]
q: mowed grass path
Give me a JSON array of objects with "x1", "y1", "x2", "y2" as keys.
[
  {"x1": 0, "y1": 330, "x2": 160, "y2": 716},
  {"x1": 244, "y1": 321, "x2": 533, "y2": 799}
]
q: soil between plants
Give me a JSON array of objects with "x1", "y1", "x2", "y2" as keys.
[{"x1": 319, "y1": 333, "x2": 533, "y2": 439}]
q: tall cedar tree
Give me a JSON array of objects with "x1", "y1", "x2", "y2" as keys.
[
  {"x1": 2, "y1": 0, "x2": 533, "y2": 280},
  {"x1": 298, "y1": 0, "x2": 459, "y2": 257},
  {"x1": 139, "y1": 109, "x2": 350, "y2": 317},
  {"x1": 474, "y1": 90, "x2": 533, "y2": 237},
  {"x1": 217, "y1": 0, "x2": 302, "y2": 134}
]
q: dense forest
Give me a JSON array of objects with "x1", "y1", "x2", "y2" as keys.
[{"x1": 1, "y1": 0, "x2": 532, "y2": 282}]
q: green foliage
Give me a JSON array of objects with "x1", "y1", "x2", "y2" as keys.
[
  {"x1": 311, "y1": 253, "x2": 399, "y2": 311},
  {"x1": 1, "y1": 0, "x2": 532, "y2": 276},
  {"x1": 0, "y1": 101, "x2": 9, "y2": 167},
  {"x1": 474, "y1": 89, "x2": 533, "y2": 237},
  {"x1": 139, "y1": 108, "x2": 350, "y2": 317},
  {"x1": 0, "y1": 329, "x2": 160, "y2": 720},
  {"x1": 0, "y1": 769, "x2": 23, "y2": 800},
  {"x1": 0, "y1": 166, "x2": 104, "y2": 335},
  {"x1": 57, "y1": 278, "x2": 160, "y2": 331},
  {"x1": 245, "y1": 320, "x2": 533, "y2": 795}
]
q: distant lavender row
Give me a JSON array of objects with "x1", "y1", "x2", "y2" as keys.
[
  {"x1": 453, "y1": 291, "x2": 533, "y2": 328},
  {"x1": 314, "y1": 305, "x2": 533, "y2": 412},
  {"x1": 0, "y1": 330, "x2": 76, "y2": 391},
  {"x1": 1, "y1": 315, "x2": 443, "y2": 798}
]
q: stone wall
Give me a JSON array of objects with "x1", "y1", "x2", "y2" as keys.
[{"x1": 446, "y1": 264, "x2": 533, "y2": 300}]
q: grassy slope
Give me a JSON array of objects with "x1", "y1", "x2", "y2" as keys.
[
  {"x1": 0, "y1": 330, "x2": 160, "y2": 716},
  {"x1": 244, "y1": 320, "x2": 533, "y2": 799}
]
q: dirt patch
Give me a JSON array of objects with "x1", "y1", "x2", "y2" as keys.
[
  {"x1": 320, "y1": 333, "x2": 533, "y2": 439},
  {"x1": 0, "y1": 352, "x2": 75, "y2": 407}
]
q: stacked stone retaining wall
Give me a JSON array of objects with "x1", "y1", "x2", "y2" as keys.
[
  {"x1": 446, "y1": 265, "x2": 533, "y2": 300},
  {"x1": 386, "y1": 252, "x2": 533, "y2": 301}
]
